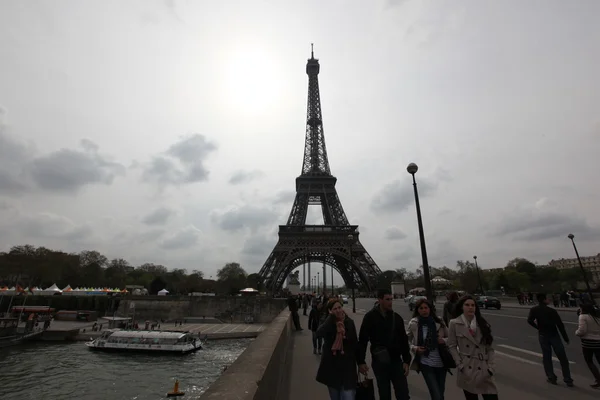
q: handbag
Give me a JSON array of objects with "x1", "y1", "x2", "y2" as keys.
[
  {"x1": 371, "y1": 313, "x2": 395, "y2": 365},
  {"x1": 356, "y1": 373, "x2": 375, "y2": 400},
  {"x1": 438, "y1": 343, "x2": 456, "y2": 369}
]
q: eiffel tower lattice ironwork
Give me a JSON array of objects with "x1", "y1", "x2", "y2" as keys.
[{"x1": 258, "y1": 46, "x2": 382, "y2": 292}]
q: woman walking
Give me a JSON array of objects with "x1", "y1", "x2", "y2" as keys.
[
  {"x1": 316, "y1": 298, "x2": 361, "y2": 400},
  {"x1": 447, "y1": 295, "x2": 498, "y2": 400},
  {"x1": 406, "y1": 298, "x2": 449, "y2": 400},
  {"x1": 575, "y1": 302, "x2": 600, "y2": 388},
  {"x1": 308, "y1": 302, "x2": 325, "y2": 354}
]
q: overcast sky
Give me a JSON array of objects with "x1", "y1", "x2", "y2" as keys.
[{"x1": 1, "y1": 0, "x2": 599, "y2": 285}]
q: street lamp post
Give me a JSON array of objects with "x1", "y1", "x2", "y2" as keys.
[
  {"x1": 347, "y1": 234, "x2": 356, "y2": 313},
  {"x1": 317, "y1": 272, "x2": 320, "y2": 295},
  {"x1": 567, "y1": 234, "x2": 595, "y2": 304},
  {"x1": 407, "y1": 163, "x2": 434, "y2": 302},
  {"x1": 473, "y1": 255, "x2": 485, "y2": 295},
  {"x1": 322, "y1": 261, "x2": 327, "y2": 296},
  {"x1": 331, "y1": 265, "x2": 334, "y2": 295}
]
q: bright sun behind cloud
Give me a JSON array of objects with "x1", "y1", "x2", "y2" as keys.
[{"x1": 220, "y1": 46, "x2": 283, "y2": 116}]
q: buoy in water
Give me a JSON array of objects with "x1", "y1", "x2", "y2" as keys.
[{"x1": 167, "y1": 379, "x2": 185, "y2": 397}]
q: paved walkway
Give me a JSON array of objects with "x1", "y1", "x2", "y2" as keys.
[{"x1": 287, "y1": 310, "x2": 597, "y2": 400}]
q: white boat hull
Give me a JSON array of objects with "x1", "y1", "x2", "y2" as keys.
[{"x1": 86, "y1": 340, "x2": 202, "y2": 354}]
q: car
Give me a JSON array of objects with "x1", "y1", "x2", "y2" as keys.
[
  {"x1": 404, "y1": 295, "x2": 414, "y2": 303},
  {"x1": 341, "y1": 295, "x2": 349, "y2": 304},
  {"x1": 476, "y1": 296, "x2": 501, "y2": 310},
  {"x1": 408, "y1": 296, "x2": 427, "y2": 312}
]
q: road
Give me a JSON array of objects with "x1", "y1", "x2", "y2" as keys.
[{"x1": 352, "y1": 298, "x2": 596, "y2": 387}]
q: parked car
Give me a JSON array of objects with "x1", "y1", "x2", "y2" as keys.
[
  {"x1": 404, "y1": 294, "x2": 414, "y2": 303},
  {"x1": 341, "y1": 295, "x2": 349, "y2": 304},
  {"x1": 408, "y1": 296, "x2": 427, "y2": 311},
  {"x1": 476, "y1": 296, "x2": 502, "y2": 310}
]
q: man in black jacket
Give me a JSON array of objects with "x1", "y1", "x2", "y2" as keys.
[
  {"x1": 357, "y1": 289, "x2": 411, "y2": 400},
  {"x1": 527, "y1": 292, "x2": 573, "y2": 386}
]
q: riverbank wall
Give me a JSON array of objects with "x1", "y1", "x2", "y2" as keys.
[
  {"x1": 116, "y1": 296, "x2": 287, "y2": 323},
  {"x1": 200, "y1": 309, "x2": 292, "y2": 400}
]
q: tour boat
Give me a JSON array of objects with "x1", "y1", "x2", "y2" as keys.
[{"x1": 85, "y1": 330, "x2": 205, "y2": 354}]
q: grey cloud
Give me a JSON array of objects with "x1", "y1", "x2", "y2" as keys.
[
  {"x1": 495, "y1": 210, "x2": 600, "y2": 242},
  {"x1": 371, "y1": 178, "x2": 437, "y2": 213},
  {"x1": 142, "y1": 207, "x2": 174, "y2": 225},
  {"x1": 210, "y1": 205, "x2": 278, "y2": 232},
  {"x1": 273, "y1": 190, "x2": 296, "y2": 204},
  {"x1": 142, "y1": 134, "x2": 216, "y2": 186},
  {"x1": 229, "y1": 170, "x2": 264, "y2": 185},
  {"x1": 0, "y1": 113, "x2": 35, "y2": 195},
  {"x1": 384, "y1": 226, "x2": 407, "y2": 240},
  {"x1": 29, "y1": 139, "x2": 126, "y2": 193},
  {"x1": 17, "y1": 212, "x2": 93, "y2": 242},
  {"x1": 242, "y1": 235, "x2": 275, "y2": 257},
  {"x1": 160, "y1": 225, "x2": 202, "y2": 250}
]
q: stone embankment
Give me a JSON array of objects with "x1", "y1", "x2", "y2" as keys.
[
  {"x1": 200, "y1": 309, "x2": 292, "y2": 400},
  {"x1": 116, "y1": 295, "x2": 287, "y2": 323}
]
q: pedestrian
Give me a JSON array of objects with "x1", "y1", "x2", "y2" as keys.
[
  {"x1": 527, "y1": 292, "x2": 573, "y2": 386},
  {"x1": 406, "y1": 298, "x2": 449, "y2": 400},
  {"x1": 443, "y1": 292, "x2": 459, "y2": 327},
  {"x1": 357, "y1": 289, "x2": 411, "y2": 400},
  {"x1": 303, "y1": 294, "x2": 309, "y2": 316},
  {"x1": 288, "y1": 295, "x2": 302, "y2": 331},
  {"x1": 447, "y1": 295, "x2": 498, "y2": 400},
  {"x1": 309, "y1": 302, "x2": 325, "y2": 355},
  {"x1": 575, "y1": 302, "x2": 600, "y2": 388},
  {"x1": 315, "y1": 298, "x2": 361, "y2": 400}
]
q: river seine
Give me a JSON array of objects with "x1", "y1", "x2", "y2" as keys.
[{"x1": 0, "y1": 339, "x2": 251, "y2": 399}]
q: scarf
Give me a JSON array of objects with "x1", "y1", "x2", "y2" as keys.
[
  {"x1": 417, "y1": 316, "x2": 438, "y2": 356},
  {"x1": 331, "y1": 318, "x2": 346, "y2": 355},
  {"x1": 461, "y1": 314, "x2": 477, "y2": 337}
]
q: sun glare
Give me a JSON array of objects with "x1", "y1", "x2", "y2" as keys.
[{"x1": 221, "y1": 47, "x2": 282, "y2": 115}]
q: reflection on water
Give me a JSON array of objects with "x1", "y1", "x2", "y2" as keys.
[{"x1": 0, "y1": 339, "x2": 251, "y2": 400}]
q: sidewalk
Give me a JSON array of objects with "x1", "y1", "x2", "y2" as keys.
[{"x1": 287, "y1": 311, "x2": 597, "y2": 400}]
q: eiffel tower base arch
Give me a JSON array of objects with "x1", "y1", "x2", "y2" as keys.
[{"x1": 258, "y1": 225, "x2": 380, "y2": 293}]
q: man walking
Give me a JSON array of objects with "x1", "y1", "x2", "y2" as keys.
[
  {"x1": 288, "y1": 295, "x2": 302, "y2": 331},
  {"x1": 527, "y1": 293, "x2": 573, "y2": 386},
  {"x1": 358, "y1": 289, "x2": 411, "y2": 399}
]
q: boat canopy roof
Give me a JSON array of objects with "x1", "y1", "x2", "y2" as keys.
[{"x1": 108, "y1": 330, "x2": 189, "y2": 340}]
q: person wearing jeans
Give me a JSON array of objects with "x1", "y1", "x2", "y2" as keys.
[
  {"x1": 357, "y1": 289, "x2": 411, "y2": 400},
  {"x1": 575, "y1": 303, "x2": 600, "y2": 388},
  {"x1": 527, "y1": 293, "x2": 573, "y2": 386},
  {"x1": 407, "y1": 298, "x2": 449, "y2": 400},
  {"x1": 308, "y1": 302, "x2": 325, "y2": 354}
]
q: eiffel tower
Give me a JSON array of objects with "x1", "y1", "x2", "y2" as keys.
[{"x1": 258, "y1": 46, "x2": 382, "y2": 293}]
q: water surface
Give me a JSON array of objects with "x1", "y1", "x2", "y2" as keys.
[{"x1": 0, "y1": 339, "x2": 251, "y2": 399}]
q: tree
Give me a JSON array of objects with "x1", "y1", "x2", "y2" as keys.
[
  {"x1": 504, "y1": 270, "x2": 530, "y2": 291},
  {"x1": 246, "y1": 273, "x2": 263, "y2": 291},
  {"x1": 149, "y1": 276, "x2": 167, "y2": 295},
  {"x1": 376, "y1": 270, "x2": 397, "y2": 289},
  {"x1": 217, "y1": 263, "x2": 248, "y2": 295},
  {"x1": 79, "y1": 250, "x2": 108, "y2": 269}
]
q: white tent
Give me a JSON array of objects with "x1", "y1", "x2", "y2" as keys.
[
  {"x1": 157, "y1": 289, "x2": 169, "y2": 296},
  {"x1": 41, "y1": 283, "x2": 63, "y2": 295}
]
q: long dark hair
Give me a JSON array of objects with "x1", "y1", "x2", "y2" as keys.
[
  {"x1": 412, "y1": 298, "x2": 443, "y2": 324},
  {"x1": 454, "y1": 295, "x2": 493, "y2": 346},
  {"x1": 580, "y1": 303, "x2": 600, "y2": 324}
]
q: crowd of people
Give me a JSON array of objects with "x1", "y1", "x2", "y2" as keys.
[{"x1": 287, "y1": 289, "x2": 600, "y2": 400}]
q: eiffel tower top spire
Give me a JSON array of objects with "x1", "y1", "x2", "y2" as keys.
[{"x1": 301, "y1": 44, "x2": 331, "y2": 176}]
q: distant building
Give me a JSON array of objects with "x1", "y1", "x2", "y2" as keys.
[{"x1": 547, "y1": 253, "x2": 600, "y2": 282}]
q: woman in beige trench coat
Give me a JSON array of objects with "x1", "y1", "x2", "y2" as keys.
[{"x1": 447, "y1": 295, "x2": 499, "y2": 400}]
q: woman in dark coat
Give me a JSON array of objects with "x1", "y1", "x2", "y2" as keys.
[{"x1": 316, "y1": 298, "x2": 360, "y2": 400}]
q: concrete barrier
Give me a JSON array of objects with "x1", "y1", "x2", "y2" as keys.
[{"x1": 200, "y1": 309, "x2": 292, "y2": 400}]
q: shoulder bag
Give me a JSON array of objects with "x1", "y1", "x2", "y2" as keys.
[{"x1": 371, "y1": 313, "x2": 395, "y2": 364}]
